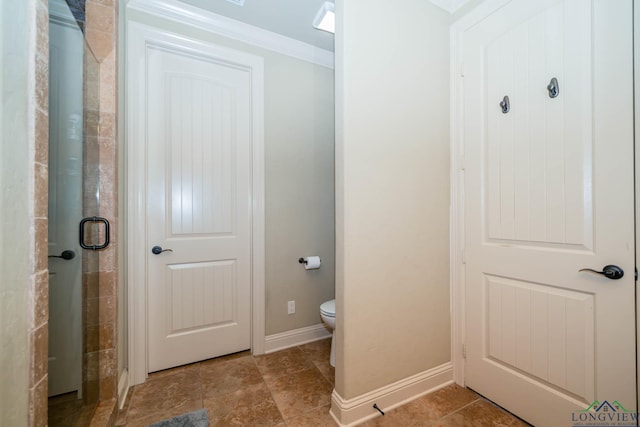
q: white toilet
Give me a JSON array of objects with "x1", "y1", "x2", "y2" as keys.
[{"x1": 320, "y1": 299, "x2": 336, "y2": 367}]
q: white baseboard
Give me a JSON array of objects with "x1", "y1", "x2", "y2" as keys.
[
  {"x1": 264, "y1": 323, "x2": 332, "y2": 354},
  {"x1": 117, "y1": 369, "x2": 129, "y2": 410},
  {"x1": 330, "y1": 362, "x2": 453, "y2": 426}
]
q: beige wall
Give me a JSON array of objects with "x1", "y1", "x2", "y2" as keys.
[
  {"x1": 1, "y1": 0, "x2": 49, "y2": 425},
  {"x1": 335, "y1": 0, "x2": 451, "y2": 399},
  {"x1": 124, "y1": 7, "x2": 335, "y2": 337},
  {"x1": 264, "y1": 57, "x2": 335, "y2": 334}
]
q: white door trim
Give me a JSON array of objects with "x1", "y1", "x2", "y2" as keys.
[
  {"x1": 449, "y1": 0, "x2": 513, "y2": 387},
  {"x1": 126, "y1": 20, "x2": 265, "y2": 386},
  {"x1": 634, "y1": 0, "x2": 640, "y2": 406}
]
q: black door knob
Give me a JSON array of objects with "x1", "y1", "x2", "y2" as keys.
[{"x1": 579, "y1": 265, "x2": 624, "y2": 280}]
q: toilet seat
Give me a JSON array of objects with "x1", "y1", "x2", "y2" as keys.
[{"x1": 320, "y1": 299, "x2": 335, "y2": 317}]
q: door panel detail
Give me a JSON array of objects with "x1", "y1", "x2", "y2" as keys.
[
  {"x1": 166, "y1": 73, "x2": 236, "y2": 236},
  {"x1": 485, "y1": 275, "x2": 594, "y2": 401},
  {"x1": 485, "y1": 1, "x2": 592, "y2": 247},
  {"x1": 166, "y1": 260, "x2": 237, "y2": 333}
]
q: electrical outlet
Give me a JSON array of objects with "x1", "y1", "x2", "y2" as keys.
[{"x1": 287, "y1": 300, "x2": 295, "y2": 315}]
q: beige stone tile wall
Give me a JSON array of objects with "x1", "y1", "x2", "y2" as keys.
[
  {"x1": 83, "y1": 52, "x2": 102, "y2": 407},
  {"x1": 27, "y1": 0, "x2": 119, "y2": 424},
  {"x1": 30, "y1": 0, "x2": 50, "y2": 425},
  {"x1": 84, "y1": 0, "x2": 119, "y2": 420}
]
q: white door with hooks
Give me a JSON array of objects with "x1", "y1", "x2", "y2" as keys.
[{"x1": 461, "y1": 0, "x2": 636, "y2": 425}]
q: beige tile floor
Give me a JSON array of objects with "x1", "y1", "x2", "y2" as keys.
[{"x1": 112, "y1": 338, "x2": 528, "y2": 426}]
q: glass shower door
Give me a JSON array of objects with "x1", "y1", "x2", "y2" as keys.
[
  {"x1": 48, "y1": 0, "x2": 102, "y2": 423},
  {"x1": 48, "y1": 4, "x2": 83, "y2": 396}
]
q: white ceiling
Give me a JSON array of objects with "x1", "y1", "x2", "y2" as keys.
[
  {"x1": 177, "y1": 0, "x2": 335, "y2": 51},
  {"x1": 175, "y1": 0, "x2": 471, "y2": 52}
]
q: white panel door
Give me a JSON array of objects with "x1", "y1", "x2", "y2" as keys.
[
  {"x1": 47, "y1": 13, "x2": 84, "y2": 397},
  {"x1": 463, "y1": 0, "x2": 636, "y2": 425},
  {"x1": 146, "y1": 41, "x2": 253, "y2": 372}
]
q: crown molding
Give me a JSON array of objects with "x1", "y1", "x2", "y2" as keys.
[
  {"x1": 126, "y1": 0, "x2": 334, "y2": 69},
  {"x1": 429, "y1": 0, "x2": 472, "y2": 14}
]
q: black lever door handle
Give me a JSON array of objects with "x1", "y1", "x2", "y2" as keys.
[
  {"x1": 579, "y1": 265, "x2": 624, "y2": 280},
  {"x1": 48, "y1": 250, "x2": 76, "y2": 260},
  {"x1": 151, "y1": 246, "x2": 173, "y2": 255}
]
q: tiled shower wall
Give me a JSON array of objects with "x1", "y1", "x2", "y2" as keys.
[
  {"x1": 27, "y1": 0, "x2": 119, "y2": 425},
  {"x1": 30, "y1": 0, "x2": 51, "y2": 425},
  {"x1": 85, "y1": 0, "x2": 120, "y2": 422}
]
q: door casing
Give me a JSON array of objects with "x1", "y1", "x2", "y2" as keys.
[
  {"x1": 125, "y1": 21, "x2": 265, "y2": 386},
  {"x1": 634, "y1": 0, "x2": 640, "y2": 410}
]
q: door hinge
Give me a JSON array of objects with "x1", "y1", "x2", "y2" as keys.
[
  {"x1": 459, "y1": 62, "x2": 465, "y2": 77},
  {"x1": 459, "y1": 155, "x2": 465, "y2": 171},
  {"x1": 462, "y1": 344, "x2": 467, "y2": 359},
  {"x1": 461, "y1": 249, "x2": 466, "y2": 264},
  {"x1": 635, "y1": 267, "x2": 637, "y2": 281}
]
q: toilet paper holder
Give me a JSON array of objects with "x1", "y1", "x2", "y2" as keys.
[{"x1": 298, "y1": 256, "x2": 321, "y2": 270}]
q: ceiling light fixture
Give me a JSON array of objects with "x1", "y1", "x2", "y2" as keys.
[
  {"x1": 313, "y1": 2, "x2": 335, "y2": 34},
  {"x1": 224, "y1": 0, "x2": 245, "y2": 6}
]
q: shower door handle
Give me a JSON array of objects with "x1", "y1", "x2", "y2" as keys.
[{"x1": 79, "y1": 216, "x2": 110, "y2": 250}]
